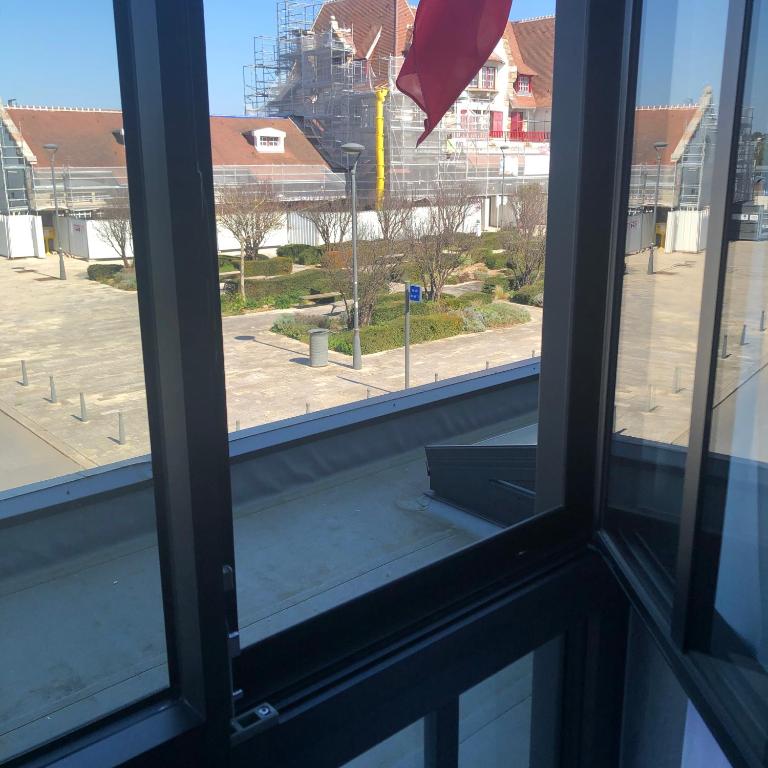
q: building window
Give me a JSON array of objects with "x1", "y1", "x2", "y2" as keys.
[
  {"x1": 516, "y1": 75, "x2": 531, "y2": 94},
  {"x1": 469, "y1": 65, "x2": 496, "y2": 90},
  {"x1": 259, "y1": 135, "x2": 280, "y2": 148}
]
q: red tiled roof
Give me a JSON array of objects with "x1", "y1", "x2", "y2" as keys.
[
  {"x1": 313, "y1": 0, "x2": 415, "y2": 83},
  {"x1": 5, "y1": 108, "x2": 330, "y2": 168},
  {"x1": 632, "y1": 107, "x2": 698, "y2": 165},
  {"x1": 509, "y1": 16, "x2": 555, "y2": 108}
]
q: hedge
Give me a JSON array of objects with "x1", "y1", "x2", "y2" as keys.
[
  {"x1": 243, "y1": 256, "x2": 292, "y2": 277},
  {"x1": 240, "y1": 268, "x2": 334, "y2": 304},
  {"x1": 511, "y1": 281, "x2": 545, "y2": 307},
  {"x1": 87, "y1": 263, "x2": 136, "y2": 291},
  {"x1": 276, "y1": 244, "x2": 324, "y2": 265},
  {"x1": 87, "y1": 264, "x2": 122, "y2": 281},
  {"x1": 482, "y1": 251, "x2": 510, "y2": 270},
  {"x1": 331, "y1": 312, "x2": 465, "y2": 355}
]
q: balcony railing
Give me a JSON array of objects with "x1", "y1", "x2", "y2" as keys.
[{"x1": 489, "y1": 129, "x2": 551, "y2": 142}]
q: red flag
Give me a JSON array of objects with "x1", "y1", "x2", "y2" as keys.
[{"x1": 396, "y1": 0, "x2": 513, "y2": 146}]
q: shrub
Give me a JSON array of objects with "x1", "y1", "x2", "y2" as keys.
[
  {"x1": 511, "y1": 281, "x2": 545, "y2": 307},
  {"x1": 442, "y1": 292, "x2": 492, "y2": 308},
  {"x1": 243, "y1": 256, "x2": 292, "y2": 277},
  {"x1": 482, "y1": 250, "x2": 508, "y2": 270},
  {"x1": 218, "y1": 259, "x2": 236, "y2": 273},
  {"x1": 277, "y1": 244, "x2": 323, "y2": 265},
  {"x1": 482, "y1": 275, "x2": 510, "y2": 295},
  {"x1": 476, "y1": 303, "x2": 530, "y2": 327},
  {"x1": 330, "y1": 313, "x2": 464, "y2": 355},
  {"x1": 87, "y1": 263, "x2": 122, "y2": 281},
  {"x1": 112, "y1": 270, "x2": 137, "y2": 291},
  {"x1": 243, "y1": 269, "x2": 334, "y2": 305},
  {"x1": 460, "y1": 307, "x2": 486, "y2": 333},
  {"x1": 272, "y1": 289, "x2": 304, "y2": 309}
]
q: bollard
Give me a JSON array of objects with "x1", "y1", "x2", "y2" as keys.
[
  {"x1": 236, "y1": 420, "x2": 241, "y2": 432},
  {"x1": 434, "y1": 372, "x2": 438, "y2": 383},
  {"x1": 643, "y1": 385, "x2": 657, "y2": 413},
  {"x1": 721, "y1": 333, "x2": 729, "y2": 359},
  {"x1": 673, "y1": 366, "x2": 682, "y2": 394},
  {"x1": 740, "y1": 324, "x2": 747, "y2": 346},
  {"x1": 531, "y1": 349, "x2": 536, "y2": 358},
  {"x1": 118, "y1": 412, "x2": 126, "y2": 445},
  {"x1": 49, "y1": 375, "x2": 57, "y2": 404},
  {"x1": 761, "y1": 310, "x2": 766, "y2": 332},
  {"x1": 58, "y1": 251, "x2": 67, "y2": 281},
  {"x1": 485, "y1": 360, "x2": 490, "y2": 371},
  {"x1": 306, "y1": 401, "x2": 311, "y2": 414},
  {"x1": 79, "y1": 392, "x2": 88, "y2": 422},
  {"x1": 367, "y1": 388, "x2": 371, "y2": 399},
  {"x1": 20, "y1": 360, "x2": 29, "y2": 386}
]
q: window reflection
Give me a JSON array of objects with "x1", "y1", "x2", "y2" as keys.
[{"x1": 605, "y1": 0, "x2": 728, "y2": 599}]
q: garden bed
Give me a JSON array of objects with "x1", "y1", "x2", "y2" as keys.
[
  {"x1": 271, "y1": 292, "x2": 530, "y2": 356},
  {"x1": 86, "y1": 263, "x2": 137, "y2": 291}
]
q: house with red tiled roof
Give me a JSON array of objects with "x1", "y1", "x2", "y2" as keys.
[
  {"x1": 0, "y1": 105, "x2": 343, "y2": 218},
  {"x1": 255, "y1": 0, "x2": 555, "y2": 202}
]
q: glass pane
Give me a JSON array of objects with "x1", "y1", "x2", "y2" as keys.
[
  {"x1": 695, "y1": 0, "x2": 768, "y2": 727},
  {"x1": 342, "y1": 720, "x2": 423, "y2": 768},
  {"x1": 621, "y1": 613, "x2": 732, "y2": 768},
  {"x1": 202, "y1": 3, "x2": 556, "y2": 647},
  {"x1": 459, "y1": 654, "x2": 533, "y2": 767},
  {"x1": 0, "y1": 3, "x2": 167, "y2": 759},
  {"x1": 604, "y1": 0, "x2": 729, "y2": 606}
]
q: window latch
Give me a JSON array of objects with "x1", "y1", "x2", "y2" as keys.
[{"x1": 222, "y1": 564, "x2": 242, "y2": 715}]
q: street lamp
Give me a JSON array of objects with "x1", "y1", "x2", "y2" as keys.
[
  {"x1": 341, "y1": 142, "x2": 365, "y2": 370},
  {"x1": 648, "y1": 140, "x2": 668, "y2": 275},
  {"x1": 43, "y1": 143, "x2": 66, "y2": 280}
]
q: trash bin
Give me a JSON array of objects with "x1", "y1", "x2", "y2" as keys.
[{"x1": 309, "y1": 328, "x2": 329, "y2": 367}]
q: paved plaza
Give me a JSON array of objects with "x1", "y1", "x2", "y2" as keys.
[
  {"x1": 0, "y1": 255, "x2": 542, "y2": 490},
  {"x1": 2, "y1": 240, "x2": 766, "y2": 492}
]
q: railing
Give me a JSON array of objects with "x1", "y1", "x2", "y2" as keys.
[{"x1": 489, "y1": 130, "x2": 551, "y2": 142}]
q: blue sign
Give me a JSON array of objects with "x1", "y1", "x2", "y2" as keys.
[{"x1": 409, "y1": 284, "x2": 422, "y2": 302}]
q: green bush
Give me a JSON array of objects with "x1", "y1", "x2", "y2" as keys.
[
  {"x1": 476, "y1": 303, "x2": 531, "y2": 327},
  {"x1": 442, "y1": 291, "x2": 493, "y2": 308},
  {"x1": 112, "y1": 270, "x2": 137, "y2": 291},
  {"x1": 276, "y1": 244, "x2": 324, "y2": 265},
  {"x1": 242, "y1": 269, "x2": 334, "y2": 306},
  {"x1": 272, "y1": 289, "x2": 305, "y2": 309},
  {"x1": 87, "y1": 263, "x2": 122, "y2": 281},
  {"x1": 511, "y1": 281, "x2": 545, "y2": 307},
  {"x1": 482, "y1": 275, "x2": 511, "y2": 295},
  {"x1": 330, "y1": 312, "x2": 464, "y2": 355},
  {"x1": 482, "y1": 251, "x2": 508, "y2": 270},
  {"x1": 243, "y1": 256, "x2": 292, "y2": 277}
]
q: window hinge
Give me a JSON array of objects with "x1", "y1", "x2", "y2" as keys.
[{"x1": 223, "y1": 564, "x2": 241, "y2": 717}]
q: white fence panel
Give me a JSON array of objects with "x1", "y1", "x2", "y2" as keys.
[
  {"x1": 666, "y1": 209, "x2": 709, "y2": 253},
  {"x1": 0, "y1": 215, "x2": 45, "y2": 259}
]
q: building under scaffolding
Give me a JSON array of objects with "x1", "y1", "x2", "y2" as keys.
[{"x1": 244, "y1": 0, "x2": 552, "y2": 206}]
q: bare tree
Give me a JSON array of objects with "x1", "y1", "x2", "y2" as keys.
[
  {"x1": 322, "y1": 224, "x2": 392, "y2": 327},
  {"x1": 410, "y1": 186, "x2": 476, "y2": 300},
  {"x1": 375, "y1": 193, "x2": 412, "y2": 245},
  {"x1": 302, "y1": 199, "x2": 352, "y2": 252},
  {"x1": 216, "y1": 182, "x2": 283, "y2": 299},
  {"x1": 93, "y1": 192, "x2": 133, "y2": 269},
  {"x1": 501, "y1": 182, "x2": 548, "y2": 289}
]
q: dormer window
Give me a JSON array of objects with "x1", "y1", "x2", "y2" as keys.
[
  {"x1": 516, "y1": 75, "x2": 531, "y2": 95},
  {"x1": 469, "y1": 66, "x2": 496, "y2": 90},
  {"x1": 247, "y1": 127, "x2": 286, "y2": 154}
]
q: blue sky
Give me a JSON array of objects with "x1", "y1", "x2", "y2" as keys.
[{"x1": 0, "y1": 0, "x2": 553, "y2": 115}]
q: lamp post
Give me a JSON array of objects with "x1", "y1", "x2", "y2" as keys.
[
  {"x1": 341, "y1": 142, "x2": 365, "y2": 370},
  {"x1": 43, "y1": 143, "x2": 66, "y2": 280},
  {"x1": 648, "y1": 140, "x2": 667, "y2": 275}
]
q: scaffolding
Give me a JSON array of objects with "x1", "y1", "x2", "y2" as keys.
[
  {"x1": 245, "y1": 2, "x2": 551, "y2": 203},
  {"x1": 0, "y1": 109, "x2": 33, "y2": 215}
]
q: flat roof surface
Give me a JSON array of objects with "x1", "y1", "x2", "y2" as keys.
[{"x1": 0, "y1": 414, "x2": 536, "y2": 761}]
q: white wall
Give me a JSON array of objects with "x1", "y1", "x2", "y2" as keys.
[
  {"x1": 0, "y1": 215, "x2": 45, "y2": 259},
  {"x1": 217, "y1": 213, "x2": 290, "y2": 253},
  {"x1": 666, "y1": 208, "x2": 709, "y2": 253},
  {"x1": 56, "y1": 216, "x2": 135, "y2": 261}
]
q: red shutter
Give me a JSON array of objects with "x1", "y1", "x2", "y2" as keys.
[{"x1": 490, "y1": 110, "x2": 504, "y2": 137}]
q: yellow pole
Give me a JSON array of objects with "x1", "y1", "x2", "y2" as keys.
[{"x1": 375, "y1": 88, "x2": 388, "y2": 207}]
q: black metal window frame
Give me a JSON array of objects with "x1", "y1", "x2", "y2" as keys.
[
  {"x1": 595, "y1": 0, "x2": 768, "y2": 765},
  {"x1": 5, "y1": 0, "x2": 643, "y2": 765}
]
